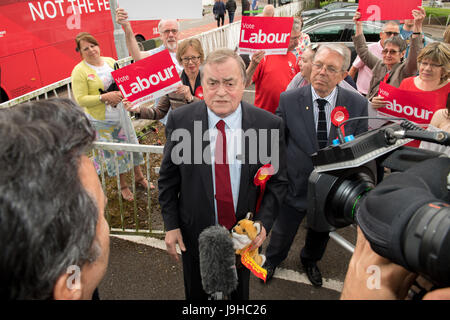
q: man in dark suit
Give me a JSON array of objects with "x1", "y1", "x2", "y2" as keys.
[
  {"x1": 263, "y1": 44, "x2": 369, "y2": 287},
  {"x1": 158, "y1": 49, "x2": 288, "y2": 300}
]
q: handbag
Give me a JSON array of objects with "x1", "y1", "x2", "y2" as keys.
[{"x1": 98, "y1": 61, "x2": 120, "y2": 102}]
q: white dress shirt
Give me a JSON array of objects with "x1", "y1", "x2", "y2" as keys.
[{"x1": 207, "y1": 104, "x2": 242, "y2": 225}]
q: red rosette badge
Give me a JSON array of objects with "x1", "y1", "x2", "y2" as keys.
[
  {"x1": 253, "y1": 164, "x2": 274, "y2": 214},
  {"x1": 331, "y1": 106, "x2": 349, "y2": 138},
  {"x1": 194, "y1": 86, "x2": 204, "y2": 100}
]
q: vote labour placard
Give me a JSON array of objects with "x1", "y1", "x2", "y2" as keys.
[
  {"x1": 377, "y1": 82, "x2": 442, "y2": 125},
  {"x1": 112, "y1": 50, "x2": 181, "y2": 108},
  {"x1": 238, "y1": 16, "x2": 294, "y2": 55},
  {"x1": 358, "y1": 0, "x2": 421, "y2": 21}
]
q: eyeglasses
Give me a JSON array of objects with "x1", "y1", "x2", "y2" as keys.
[
  {"x1": 312, "y1": 63, "x2": 341, "y2": 75},
  {"x1": 181, "y1": 56, "x2": 201, "y2": 64},
  {"x1": 383, "y1": 31, "x2": 399, "y2": 36},
  {"x1": 419, "y1": 61, "x2": 443, "y2": 69},
  {"x1": 381, "y1": 49, "x2": 400, "y2": 55},
  {"x1": 162, "y1": 29, "x2": 178, "y2": 35}
]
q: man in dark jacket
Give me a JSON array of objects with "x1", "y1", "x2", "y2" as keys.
[
  {"x1": 213, "y1": 0, "x2": 226, "y2": 27},
  {"x1": 242, "y1": 0, "x2": 250, "y2": 16},
  {"x1": 226, "y1": 0, "x2": 237, "y2": 23}
]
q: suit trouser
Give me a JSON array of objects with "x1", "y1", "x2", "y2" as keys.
[
  {"x1": 265, "y1": 203, "x2": 330, "y2": 267},
  {"x1": 181, "y1": 248, "x2": 250, "y2": 300}
]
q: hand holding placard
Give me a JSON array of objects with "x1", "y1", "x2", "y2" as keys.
[
  {"x1": 358, "y1": 0, "x2": 421, "y2": 21},
  {"x1": 111, "y1": 50, "x2": 182, "y2": 109},
  {"x1": 238, "y1": 16, "x2": 293, "y2": 55}
]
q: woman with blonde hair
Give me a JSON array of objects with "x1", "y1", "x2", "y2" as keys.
[
  {"x1": 124, "y1": 38, "x2": 205, "y2": 119},
  {"x1": 71, "y1": 32, "x2": 149, "y2": 202}
]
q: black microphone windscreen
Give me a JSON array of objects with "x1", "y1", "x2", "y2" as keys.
[{"x1": 199, "y1": 225, "x2": 238, "y2": 295}]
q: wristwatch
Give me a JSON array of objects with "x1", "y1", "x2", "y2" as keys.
[{"x1": 99, "y1": 94, "x2": 103, "y2": 102}]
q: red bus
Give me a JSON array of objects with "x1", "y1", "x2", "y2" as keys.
[{"x1": 0, "y1": 0, "x2": 159, "y2": 101}]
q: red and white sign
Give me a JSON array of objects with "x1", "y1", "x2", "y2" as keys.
[
  {"x1": 358, "y1": 0, "x2": 421, "y2": 21},
  {"x1": 377, "y1": 82, "x2": 442, "y2": 125},
  {"x1": 112, "y1": 50, "x2": 181, "y2": 108},
  {"x1": 238, "y1": 16, "x2": 293, "y2": 55}
]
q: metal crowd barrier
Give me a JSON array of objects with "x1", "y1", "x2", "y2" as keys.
[{"x1": 92, "y1": 141, "x2": 165, "y2": 236}]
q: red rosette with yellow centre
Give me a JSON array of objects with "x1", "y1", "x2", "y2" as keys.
[
  {"x1": 253, "y1": 164, "x2": 274, "y2": 214},
  {"x1": 331, "y1": 106, "x2": 349, "y2": 137}
]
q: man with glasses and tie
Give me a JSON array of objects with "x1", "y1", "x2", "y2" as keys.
[
  {"x1": 349, "y1": 21, "x2": 400, "y2": 96},
  {"x1": 262, "y1": 44, "x2": 368, "y2": 287},
  {"x1": 158, "y1": 49, "x2": 288, "y2": 300}
]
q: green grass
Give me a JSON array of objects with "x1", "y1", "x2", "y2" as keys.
[
  {"x1": 424, "y1": 7, "x2": 450, "y2": 17},
  {"x1": 319, "y1": 0, "x2": 357, "y2": 6}
]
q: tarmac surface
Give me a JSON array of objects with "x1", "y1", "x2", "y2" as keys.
[{"x1": 97, "y1": 3, "x2": 447, "y2": 301}]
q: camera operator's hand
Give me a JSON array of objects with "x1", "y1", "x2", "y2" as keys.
[
  {"x1": 423, "y1": 287, "x2": 450, "y2": 300},
  {"x1": 340, "y1": 227, "x2": 417, "y2": 300}
]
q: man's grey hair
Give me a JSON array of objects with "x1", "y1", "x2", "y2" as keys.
[
  {"x1": 158, "y1": 19, "x2": 181, "y2": 33},
  {"x1": 262, "y1": 4, "x2": 275, "y2": 17},
  {"x1": 292, "y1": 17, "x2": 302, "y2": 33},
  {"x1": 382, "y1": 20, "x2": 400, "y2": 31},
  {"x1": 201, "y1": 48, "x2": 247, "y2": 84},
  {"x1": 315, "y1": 43, "x2": 351, "y2": 72}
]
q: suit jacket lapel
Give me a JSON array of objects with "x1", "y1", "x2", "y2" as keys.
[
  {"x1": 197, "y1": 102, "x2": 215, "y2": 212},
  {"x1": 327, "y1": 86, "x2": 342, "y2": 145},
  {"x1": 236, "y1": 102, "x2": 252, "y2": 217},
  {"x1": 298, "y1": 85, "x2": 318, "y2": 150}
]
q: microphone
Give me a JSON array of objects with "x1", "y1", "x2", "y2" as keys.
[{"x1": 199, "y1": 225, "x2": 238, "y2": 300}]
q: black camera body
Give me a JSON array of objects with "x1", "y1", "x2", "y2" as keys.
[{"x1": 306, "y1": 123, "x2": 450, "y2": 285}]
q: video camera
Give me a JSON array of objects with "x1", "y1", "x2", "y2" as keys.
[{"x1": 307, "y1": 120, "x2": 450, "y2": 285}]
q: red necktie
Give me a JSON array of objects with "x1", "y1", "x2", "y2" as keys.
[{"x1": 214, "y1": 120, "x2": 236, "y2": 230}]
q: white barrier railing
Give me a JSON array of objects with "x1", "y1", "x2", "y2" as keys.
[{"x1": 92, "y1": 141, "x2": 165, "y2": 235}]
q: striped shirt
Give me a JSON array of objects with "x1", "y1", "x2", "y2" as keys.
[{"x1": 311, "y1": 86, "x2": 339, "y2": 135}]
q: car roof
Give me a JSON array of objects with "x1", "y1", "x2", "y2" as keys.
[
  {"x1": 302, "y1": 19, "x2": 437, "y2": 43},
  {"x1": 303, "y1": 8, "x2": 357, "y2": 28}
]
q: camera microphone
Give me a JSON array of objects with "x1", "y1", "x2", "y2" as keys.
[
  {"x1": 198, "y1": 225, "x2": 238, "y2": 300},
  {"x1": 391, "y1": 129, "x2": 450, "y2": 147}
]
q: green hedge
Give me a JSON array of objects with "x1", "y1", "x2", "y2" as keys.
[{"x1": 424, "y1": 7, "x2": 450, "y2": 17}]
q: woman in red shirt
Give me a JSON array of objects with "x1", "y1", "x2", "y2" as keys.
[{"x1": 399, "y1": 42, "x2": 449, "y2": 108}]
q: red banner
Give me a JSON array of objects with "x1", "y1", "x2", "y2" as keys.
[
  {"x1": 358, "y1": 0, "x2": 421, "y2": 21},
  {"x1": 112, "y1": 50, "x2": 181, "y2": 108},
  {"x1": 238, "y1": 16, "x2": 293, "y2": 55},
  {"x1": 377, "y1": 82, "x2": 443, "y2": 125}
]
